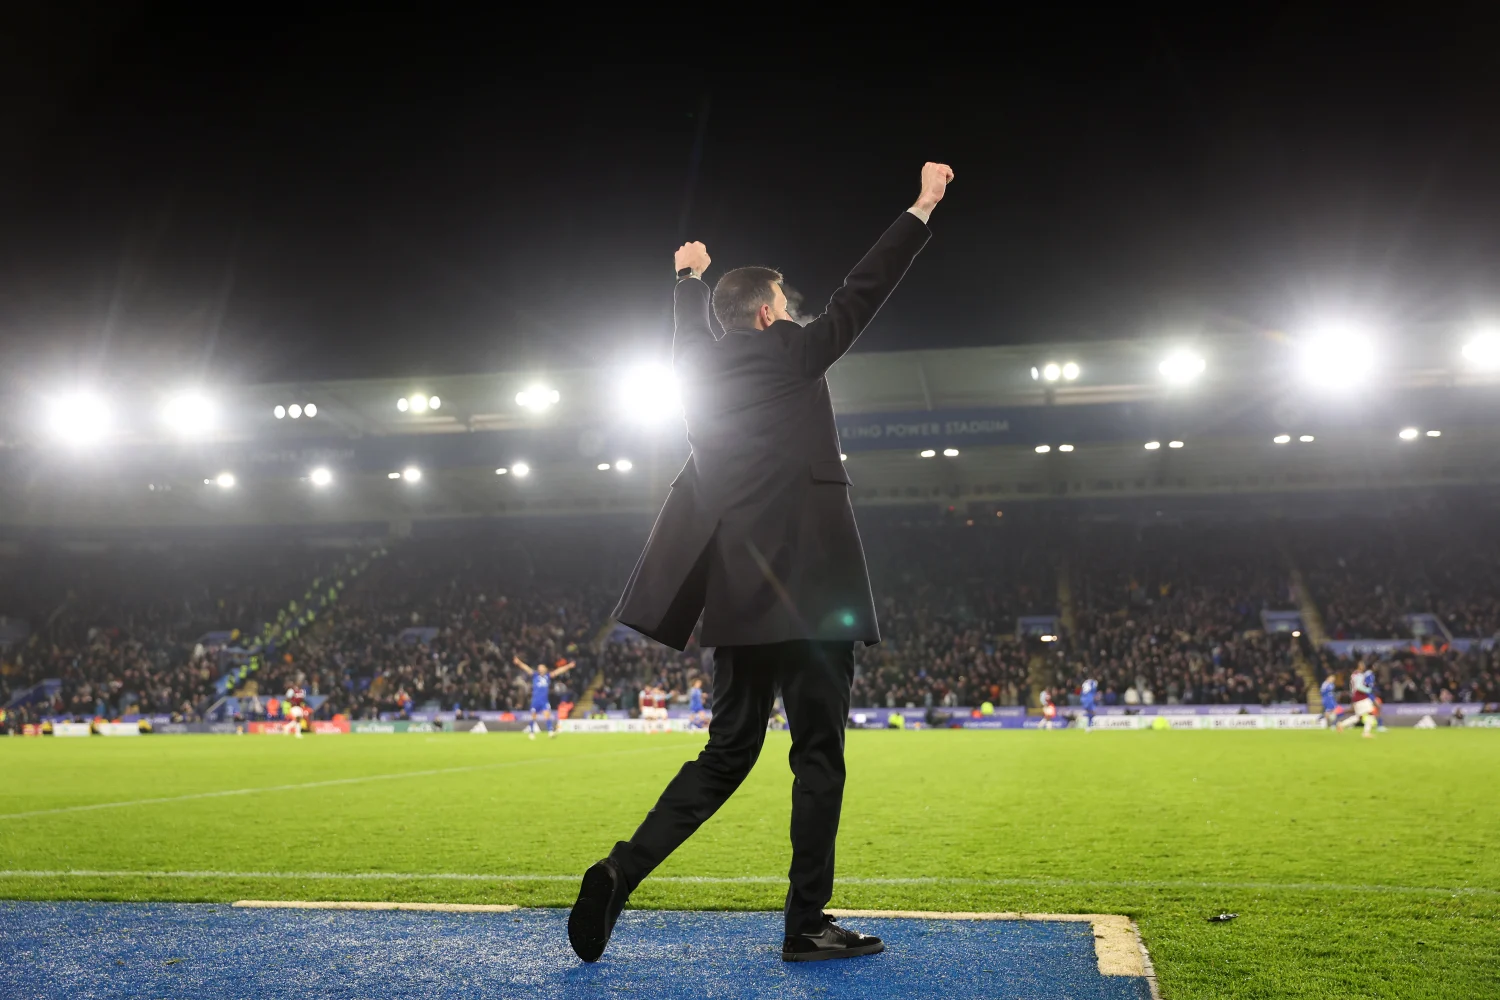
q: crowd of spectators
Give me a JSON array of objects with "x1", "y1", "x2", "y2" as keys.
[{"x1": 4, "y1": 506, "x2": 1499, "y2": 725}]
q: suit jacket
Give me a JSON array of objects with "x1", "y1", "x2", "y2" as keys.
[{"x1": 612, "y1": 211, "x2": 932, "y2": 650}]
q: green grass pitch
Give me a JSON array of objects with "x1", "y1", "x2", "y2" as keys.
[{"x1": 2, "y1": 730, "x2": 1497, "y2": 998}]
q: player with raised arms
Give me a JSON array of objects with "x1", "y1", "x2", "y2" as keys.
[{"x1": 512, "y1": 655, "x2": 575, "y2": 740}]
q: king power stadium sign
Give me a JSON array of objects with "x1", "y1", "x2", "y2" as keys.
[{"x1": 839, "y1": 412, "x2": 1011, "y2": 448}]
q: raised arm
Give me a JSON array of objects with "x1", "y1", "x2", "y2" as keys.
[
  {"x1": 511, "y1": 655, "x2": 534, "y2": 675},
  {"x1": 552, "y1": 660, "x2": 578, "y2": 677},
  {"x1": 798, "y1": 162, "x2": 953, "y2": 377},
  {"x1": 672, "y1": 241, "x2": 715, "y2": 370}
]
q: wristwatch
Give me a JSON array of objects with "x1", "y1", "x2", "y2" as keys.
[{"x1": 677, "y1": 267, "x2": 697, "y2": 280}]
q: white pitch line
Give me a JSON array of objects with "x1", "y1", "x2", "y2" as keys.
[
  {"x1": 0, "y1": 869, "x2": 1493, "y2": 897},
  {"x1": 0, "y1": 744, "x2": 684, "y2": 822},
  {"x1": 233, "y1": 900, "x2": 519, "y2": 913}
]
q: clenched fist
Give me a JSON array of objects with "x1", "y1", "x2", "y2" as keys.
[
  {"x1": 914, "y1": 162, "x2": 954, "y2": 214},
  {"x1": 674, "y1": 241, "x2": 710, "y2": 278}
]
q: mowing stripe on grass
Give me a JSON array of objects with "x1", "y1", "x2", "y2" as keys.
[
  {"x1": 0, "y1": 744, "x2": 684, "y2": 821},
  {"x1": 1, "y1": 868, "x2": 1493, "y2": 897}
]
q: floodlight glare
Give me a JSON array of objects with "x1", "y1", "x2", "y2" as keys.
[
  {"x1": 1035, "y1": 444, "x2": 1052, "y2": 454},
  {"x1": 1158, "y1": 350, "x2": 1206, "y2": 385},
  {"x1": 1168, "y1": 440, "x2": 1184, "y2": 449},
  {"x1": 839, "y1": 453, "x2": 847, "y2": 461},
  {"x1": 1029, "y1": 366, "x2": 1040, "y2": 380},
  {"x1": 1058, "y1": 444, "x2": 1074, "y2": 453},
  {"x1": 1299, "y1": 434, "x2": 1315, "y2": 443},
  {"x1": 387, "y1": 471, "x2": 402, "y2": 480},
  {"x1": 1061, "y1": 362, "x2": 1080, "y2": 381},
  {"x1": 397, "y1": 397, "x2": 409, "y2": 412},
  {"x1": 215, "y1": 472, "x2": 236, "y2": 489},
  {"x1": 304, "y1": 403, "x2": 317, "y2": 417},
  {"x1": 162, "y1": 393, "x2": 216, "y2": 437},
  {"x1": 495, "y1": 467, "x2": 509, "y2": 475},
  {"x1": 1426, "y1": 430, "x2": 1442, "y2": 437},
  {"x1": 309, "y1": 467, "x2": 333, "y2": 486},
  {"x1": 511, "y1": 462, "x2": 531, "y2": 477},
  {"x1": 1399, "y1": 427, "x2": 1419, "y2": 441},
  {"x1": 1042, "y1": 363, "x2": 1061, "y2": 382},
  {"x1": 597, "y1": 463, "x2": 611, "y2": 471},
  {"x1": 1461, "y1": 330, "x2": 1500, "y2": 370},
  {"x1": 429, "y1": 396, "x2": 440, "y2": 410},
  {"x1": 919, "y1": 449, "x2": 936, "y2": 458},
  {"x1": 274, "y1": 405, "x2": 286, "y2": 419},
  {"x1": 48, "y1": 392, "x2": 111, "y2": 446},
  {"x1": 410, "y1": 394, "x2": 429, "y2": 413},
  {"x1": 516, "y1": 386, "x2": 560, "y2": 412},
  {"x1": 1144, "y1": 440, "x2": 1161, "y2": 450},
  {"x1": 614, "y1": 459, "x2": 633, "y2": 472},
  {"x1": 288, "y1": 404, "x2": 303, "y2": 419},
  {"x1": 620, "y1": 364, "x2": 681, "y2": 424},
  {"x1": 1299, "y1": 324, "x2": 1376, "y2": 387},
  {"x1": 942, "y1": 448, "x2": 959, "y2": 457},
  {"x1": 1273, "y1": 434, "x2": 1291, "y2": 444},
  {"x1": 402, "y1": 466, "x2": 421, "y2": 483}
]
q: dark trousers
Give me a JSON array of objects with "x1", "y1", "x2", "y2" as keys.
[{"x1": 608, "y1": 639, "x2": 854, "y2": 935}]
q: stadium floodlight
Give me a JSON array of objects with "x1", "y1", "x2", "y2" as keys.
[
  {"x1": 1144, "y1": 440, "x2": 1161, "y2": 450},
  {"x1": 1299, "y1": 434, "x2": 1315, "y2": 443},
  {"x1": 161, "y1": 392, "x2": 217, "y2": 437},
  {"x1": 1061, "y1": 362, "x2": 1080, "y2": 381},
  {"x1": 397, "y1": 397, "x2": 409, "y2": 412},
  {"x1": 1168, "y1": 440, "x2": 1184, "y2": 449},
  {"x1": 1426, "y1": 430, "x2": 1441, "y2": 437},
  {"x1": 495, "y1": 467, "x2": 508, "y2": 475},
  {"x1": 516, "y1": 386, "x2": 560, "y2": 412},
  {"x1": 615, "y1": 459, "x2": 633, "y2": 472},
  {"x1": 942, "y1": 448, "x2": 960, "y2": 457},
  {"x1": 1035, "y1": 444, "x2": 1051, "y2": 454},
  {"x1": 402, "y1": 466, "x2": 421, "y2": 483},
  {"x1": 1273, "y1": 434, "x2": 1291, "y2": 444},
  {"x1": 410, "y1": 394, "x2": 429, "y2": 414},
  {"x1": 1030, "y1": 366, "x2": 1040, "y2": 380},
  {"x1": 840, "y1": 453, "x2": 848, "y2": 461},
  {"x1": 1299, "y1": 323, "x2": 1376, "y2": 388},
  {"x1": 597, "y1": 463, "x2": 611, "y2": 471},
  {"x1": 1158, "y1": 350, "x2": 1206, "y2": 385},
  {"x1": 1041, "y1": 363, "x2": 1061, "y2": 382},
  {"x1": 619, "y1": 364, "x2": 681, "y2": 425},
  {"x1": 1040, "y1": 634, "x2": 1058, "y2": 642},
  {"x1": 1292, "y1": 630, "x2": 1303, "y2": 638},
  {"x1": 1399, "y1": 427, "x2": 1419, "y2": 441},
  {"x1": 309, "y1": 467, "x2": 333, "y2": 487},
  {"x1": 215, "y1": 472, "x2": 236, "y2": 489},
  {"x1": 1058, "y1": 444, "x2": 1074, "y2": 453},
  {"x1": 1461, "y1": 330, "x2": 1500, "y2": 370},
  {"x1": 428, "y1": 396, "x2": 440, "y2": 411},
  {"x1": 387, "y1": 471, "x2": 402, "y2": 480},
  {"x1": 48, "y1": 392, "x2": 111, "y2": 446},
  {"x1": 274, "y1": 405, "x2": 286, "y2": 419},
  {"x1": 511, "y1": 462, "x2": 531, "y2": 477},
  {"x1": 288, "y1": 404, "x2": 303, "y2": 419},
  {"x1": 304, "y1": 403, "x2": 317, "y2": 417},
  {"x1": 919, "y1": 449, "x2": 936, "y2": 458}
]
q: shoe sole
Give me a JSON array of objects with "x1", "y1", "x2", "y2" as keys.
[
  {"x1": 568, "y1": 862, "x2": 618, "y2": 963},
  {"x1": 781, "y1": 941, "x2": 885, "y2": 963}
]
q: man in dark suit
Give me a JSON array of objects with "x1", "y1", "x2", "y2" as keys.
[{"x1": 568, "y1": 162, "x2": 954, "y2": 964}]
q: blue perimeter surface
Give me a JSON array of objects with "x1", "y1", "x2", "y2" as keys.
[{"x1": 0, "y1": 903, "x2": 1151, "y2": 999}]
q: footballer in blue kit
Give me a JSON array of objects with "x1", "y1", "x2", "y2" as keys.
[
  {"x1": 512, "y1": 655, "x2": 576, "y2": 739},
  {"x1": 687, "y1": 678, "x2": 709, "y2": 729},
  {"x1": 1079, "y1": 677, "x2": 1098, "y2": 729},
  {"x1": 1320, "y1": 673, "x2": 1340, "y2": 728}
]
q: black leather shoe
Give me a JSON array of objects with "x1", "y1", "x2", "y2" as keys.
[
  {"x1": 568, "y1": 858, "x2": 629, "y2": 962},
  {"x1": 781, "y1": 915, "x2": 884, "y2": 962}
]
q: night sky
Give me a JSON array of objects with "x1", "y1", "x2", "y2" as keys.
[{"x1": 3, "y1": 8, "x2": 1499, "y2": 386}]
